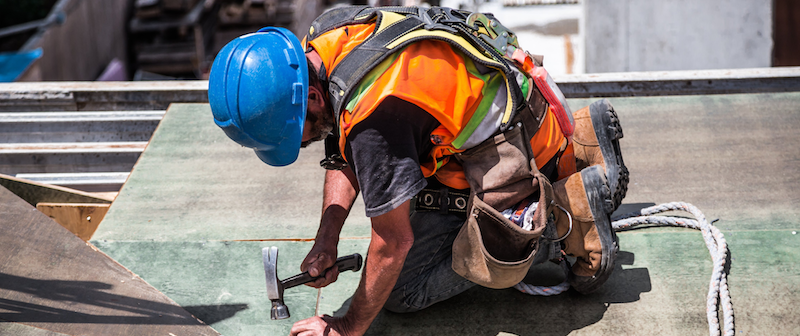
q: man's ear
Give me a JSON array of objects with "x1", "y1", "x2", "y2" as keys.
[{"x1": 308, "y1": 84, "x2": 326, "y2": 110}]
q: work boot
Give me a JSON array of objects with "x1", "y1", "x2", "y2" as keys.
[
  {"x1": 572, "y1": 99, "x2": 629, "y2": 211},
  {"x1": 553, "y1": 165, "x2": 618, "y2": 294}
]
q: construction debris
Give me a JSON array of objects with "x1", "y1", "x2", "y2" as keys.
[{"x1": 129, "y1": 0, "x2": 311, "y2": 79}]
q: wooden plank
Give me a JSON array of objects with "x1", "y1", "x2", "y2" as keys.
[
  {"x1": 0, "y1": 185, "x2": 220, "y2": 335},
  {"x1": 0, "y1": 173, "x2": 113, "y2": 206},
  {"x1": 36, "y1": 203, "x2": 110, "y2": 241}
]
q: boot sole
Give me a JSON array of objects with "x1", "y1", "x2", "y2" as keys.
[
  {"x1": 567, "y1": 165, "x2": 619, "y2": 294},
  {"x1": 589, "y1": 99, "x2": 629, "y2": 211}
]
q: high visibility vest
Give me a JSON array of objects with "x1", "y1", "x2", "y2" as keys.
[{"x1": 305, "y1": 6, "x2": 574, "y2": 189}]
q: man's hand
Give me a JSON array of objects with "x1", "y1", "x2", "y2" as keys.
[
  {"x1": 301, "y1": 242, "x2": 339, "y2": 288},
  {"x1": 290, "y1": 315, "x2": 353, "y2": 336}
]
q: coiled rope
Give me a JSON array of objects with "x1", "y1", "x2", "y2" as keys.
[{"x1": 513, "y1": 202, "x2": 734, "y2": 336}]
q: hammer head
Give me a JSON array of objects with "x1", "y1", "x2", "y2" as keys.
[{"x1": 262, "y1": 246, "x2": 290, "y2": 319}]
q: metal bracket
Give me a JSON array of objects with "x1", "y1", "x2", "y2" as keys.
[{"x1": 465, "y1": 13, "x2": 520, "y2": 58}]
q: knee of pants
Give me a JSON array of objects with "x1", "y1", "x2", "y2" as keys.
[
  {"x1": 383, "y1": 300, "x2": 424, "y2": 314},
  {"x1": 383, "y1": 288, "x2": 423, "y2": 314}
]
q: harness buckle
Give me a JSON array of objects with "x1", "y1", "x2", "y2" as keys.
[
  {"x1": 465, "y1": 13, "x2": 520, "y2": 59},
  {"x1": 320, "y1": 134, "x2": 348, "y2": 170},
  {"x1": 417, "y1": 7, "x2": 458, "y2": 34},
  {"x1": 319, "y1": 154, "x2": 348, "y2": 170}
]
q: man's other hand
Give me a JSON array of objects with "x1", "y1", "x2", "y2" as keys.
[
  {"x1": 301, "y1": 243, "x2": 339, "y2": 288},
  {"x1": 290, "y1": 314, "x2": 353, "y2": 336}
]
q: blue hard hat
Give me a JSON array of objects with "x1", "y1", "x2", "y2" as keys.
[{"x1": 208, "y1": 27, "x2": 308, "y2": 166}]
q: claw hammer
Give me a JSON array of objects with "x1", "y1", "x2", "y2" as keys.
[{"x1": 262, "y1": 246, "x2": 363, "y2": 320}]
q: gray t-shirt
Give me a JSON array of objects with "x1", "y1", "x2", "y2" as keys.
[{"x1": 344, "y1": 96, "x2": 440, "y2": 217}]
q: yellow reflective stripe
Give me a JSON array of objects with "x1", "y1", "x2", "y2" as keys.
[
  {"x1": 501, "y1": 77, "x2": 513, "y2": 124},
  {"x1": 386, "y1": 30, "x2": 500, "y2": 67},
  {"x1": 376, "y1": 11, "x2": 407, "y2": 34}
]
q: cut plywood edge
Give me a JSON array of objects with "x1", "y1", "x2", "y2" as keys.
[
  {"x1": 89, "y1": 191, "x2": 119, "y2": 200},
  {"x1": 0, "y1": 173, "x2": 114, "y2": 206},
  {"x1": 36, "y1": 203, "x2": 110, "y2": 241}
]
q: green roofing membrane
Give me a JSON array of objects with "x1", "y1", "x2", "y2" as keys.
[{"x1": 93, "y1": 93, "x2": 800, "y2": 335}]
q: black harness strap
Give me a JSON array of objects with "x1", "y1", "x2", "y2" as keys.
[
  {"x1": 327, "y1": 15, "x2": 425, "y2": 122},
  {"x1": 309, "y1": 5, "x2": 528, "y2": 135},
  {"x1": 307, "y1": 6, "x2": 369, "y2": 41},
  {"x1": 308, "y1": 6, "x2": 419, "y2": 41}
]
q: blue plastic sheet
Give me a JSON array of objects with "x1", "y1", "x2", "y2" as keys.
[{"x1": 0, "y1": 48, "x2": 43, "y2": 82}]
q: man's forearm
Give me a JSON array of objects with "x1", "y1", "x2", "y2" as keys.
[
  {"x1": 301, "y1": 168, "x2": 360, "y2": 285},
  {"x1": 316, "y1": 167, "x2": 359, "y2": 242},
  {"x1": 339, "y1": 201, "x2": 414, "y2": 335}
]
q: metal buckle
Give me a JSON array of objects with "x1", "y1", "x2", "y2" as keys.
[
  {"x1": 465, "y1": 13, "x2": 520, "y2": 59},
  {"x1": 319, "y1": 154, "x2": 348, "y2": 170},
  {"x1": 415, "y1": 188, "x2": 469, "y2": 214}
]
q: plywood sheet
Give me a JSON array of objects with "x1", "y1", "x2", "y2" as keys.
[
  {"x1": 93, "y1": 240, "x2": 368, "y2": 336},
  {"x1": 92, "y1": 93, "x2": 800, "y2": 335},
  {"x1": 93, "y1": 104, "x2": 370, "y2": 242},
  {"x1": 0, "y1": 186, "x2": 219, "y2": 336},
  {"x1": 568, "y1": 92, "x2": 800, "y2": 231},
  {"x1": 328, "y1": 230, "x2": 798, "y2": 336}
]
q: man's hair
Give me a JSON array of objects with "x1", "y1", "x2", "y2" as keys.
[
  {"x1": 307, "y1": 57, "x2": 323, "y2": 95},
  {"x1": 300, "y1": 57, "x2": 334, "y2": 148}
]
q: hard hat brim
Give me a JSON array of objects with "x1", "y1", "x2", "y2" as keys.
[{"x1": 253, "y1": 138, "x2": 300, "y2": 167}]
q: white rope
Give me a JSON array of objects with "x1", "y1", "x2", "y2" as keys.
[
  {"x1": 513, "y1": 259, "x2": 571, "y2": 296},
  {"x1": 514, "y1": 202, "x2": 734, "y2": 336}
]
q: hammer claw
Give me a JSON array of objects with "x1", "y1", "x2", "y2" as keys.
[{"x1": 263, "y1": 246, "x2": 363, "y2": 320}]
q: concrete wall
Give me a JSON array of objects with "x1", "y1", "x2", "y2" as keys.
[
  {"x1": 584, "y1": 0, "x2": 773, "y2": 73},
  {"x1": 19, "y1": 0, "x2": 129, "y2": 81}
]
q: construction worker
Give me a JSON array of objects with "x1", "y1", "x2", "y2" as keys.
[{"x1": 208, "y1": 6, "x2": 628, "y2": 336}]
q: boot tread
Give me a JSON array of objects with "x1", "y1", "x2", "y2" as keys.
[{"x1": 590, "y1": 99, "x2": 629, "y2": 211}]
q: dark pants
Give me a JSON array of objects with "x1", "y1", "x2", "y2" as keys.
[
  {"x1": 383, "y1": 209, "x2": 476, "y2": 313},
  {"x1": 382, "y1": 154, "x2": 562, "y2": 313}
]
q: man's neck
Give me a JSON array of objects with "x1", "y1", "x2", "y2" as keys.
[{"x1": 306, "y1": 50, "x2": 324, "y2": 75}]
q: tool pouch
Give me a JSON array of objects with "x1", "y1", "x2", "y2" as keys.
[{"x1": 452, "y1": 96, "x2": 555, "y2": 289}]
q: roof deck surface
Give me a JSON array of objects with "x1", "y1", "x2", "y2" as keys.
[{"x1": 12, "y1": 91, "x2": 800, "y2": 335}]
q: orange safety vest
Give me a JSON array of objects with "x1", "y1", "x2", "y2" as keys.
[{"x1": 307, "y1": 10, "x2": 571, "y2": 189}]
